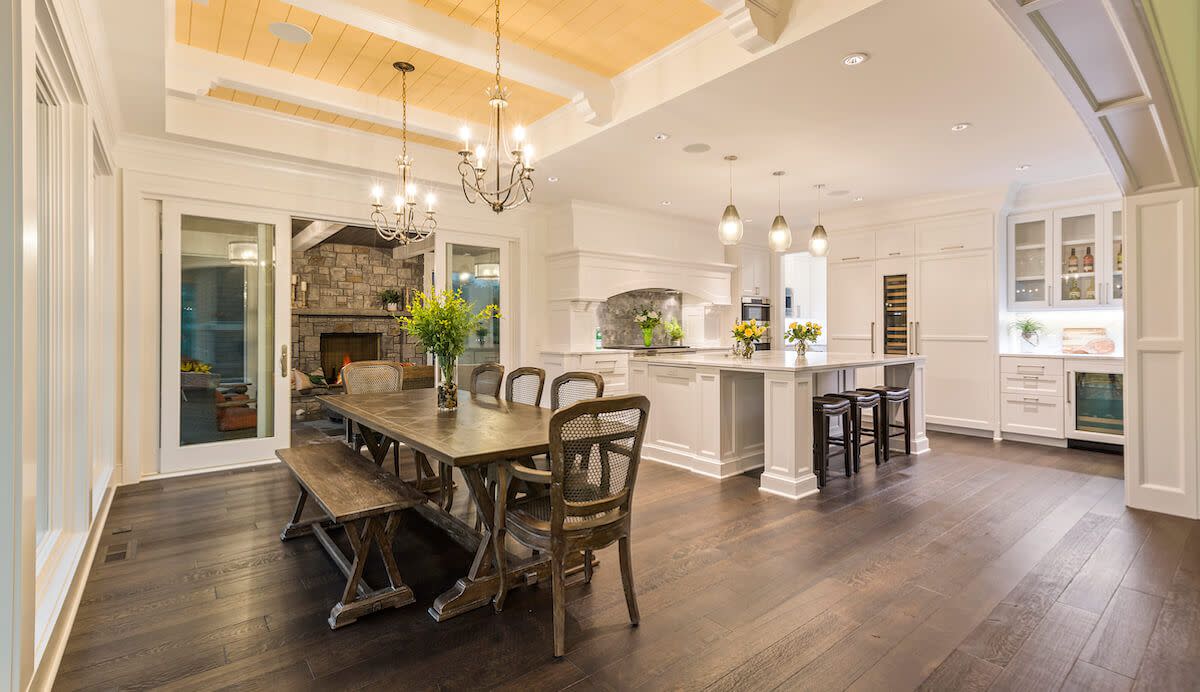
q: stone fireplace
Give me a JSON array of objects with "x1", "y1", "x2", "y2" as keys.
[{"x1": 319, "y1": 332, "x2": 381, "y2": 383}]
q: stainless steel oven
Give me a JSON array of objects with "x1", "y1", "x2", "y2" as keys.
[{"x1": 740, "y1": 298, "x2": 771, "y2": 349}]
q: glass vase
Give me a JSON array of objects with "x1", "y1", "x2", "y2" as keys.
[
  {"x1": 641, "y1": 326, "x2": 654, "y2": 347},
  {"x1": 436, "y1": 354, "x2": 458, "y2": 411},
  {"x1": 737, "y1": 340, "x2": 755, "y2": 359},
  {"x1": 795, "y1": 341, "x2": 808, "y2": 356}
]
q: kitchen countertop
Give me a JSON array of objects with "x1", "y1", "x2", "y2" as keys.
[
  {"x1": 631, "y1": 350, "x2": 925, "y2": 373},
  {"x1": 1000, "y1": 352, "x2": 1124, "y2": 361}
]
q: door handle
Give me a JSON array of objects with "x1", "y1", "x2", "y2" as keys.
[
  {"x1": 940, "y1": 244, "x2": 964, "y2": 251},
  {"x1": 908, "y1": 322, "x2": 914, "y2": 354},
  {"x1": 870, "y1": 322, "x2": 875, "y2": 354},
  {"x1": 841, "y1": 256, "x2": 861, "y2": 262},
  {"x1": 915, "y1": 322, "x2": 920, "y2": 355},
  {"x1": 280, "y1": 344, "x2": 289, "y2": 377},
  {"x1": 1067, "y1": 372, "x2": 1072, "y2": 404}
]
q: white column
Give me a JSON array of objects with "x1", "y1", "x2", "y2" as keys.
[
  {"x1": 887, "y1": 360, "x2": 931, "y2": 455},
  {"x1": 1124, "y1": 188, "x2": 1199, "y2": 519},
  {"x1": 759, "y1": 370, "x2": 819, "y2": 500},
  {"x1": 1, "y1": 0, "x2": 36, "y2": 686}
]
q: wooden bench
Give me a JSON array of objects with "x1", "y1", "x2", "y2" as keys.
[{"x1": 277, "y1": 443, "x2": 427, "y2": 629}]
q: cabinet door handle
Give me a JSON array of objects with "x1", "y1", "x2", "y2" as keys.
[
  {"x1": 1022, "y1": 397, "x2": 1039, "y2": 403},
  {"x1": 888, "y1": 251, "x2": 902, "y2": 256},
  {"x1": 941, "y1": 244, "x2": 964, "y2": 251},
  {"x1": 915, "y1": 322, "x2": 920, "y2": 355},
  {"x1": 870, "y1": 322, "x2": 876, "y2": 354},
  {"x1": 841, "y1": 256, "x2": 861, "y2": 262},
  {"x1": 1067, "y1": 372, "x2": 1072, "y2": 404},
  {"x1": 908, "y1": 322, "x2": 914, "y2": 355}
]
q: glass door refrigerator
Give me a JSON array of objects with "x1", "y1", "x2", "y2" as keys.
[{"x1": 1065, "y1": 360, "x2": 1124, "y2": 446}]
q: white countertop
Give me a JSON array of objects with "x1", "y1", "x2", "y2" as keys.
[
  {"x1": 632, "y1": 350, "x2": 924, "y2": 373},
  {"x1": 1000, "y1": 351, "x2": 1124, "y2": 362}
]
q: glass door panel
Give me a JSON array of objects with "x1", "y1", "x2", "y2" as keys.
[
  {"x1": 883, "y1": 274, "x2": 909, "y2": 355},
  {"x1": 1111, "y1": 208, "x2": 1123, "y2": 303},
  {"x1": 1057, "y1": 210, "x2": 1099, "y2": 305},
  {"x1": 448, "y1": 243, "x2": 501, "y2": 368},
  {"x1": 1074, "y1": 372, "x2": 1123, "y2": 436},
  {"x1": 1011, "y1": 217, "x2": 1048, "y2": 306},
  {"x1": 162, "y1": 203, "x2": 291, "y2": 472}
]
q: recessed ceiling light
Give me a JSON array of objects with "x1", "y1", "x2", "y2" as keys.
[
  {"x1": 269, "y1": 21, "x2": 313, "y2": 45},
  {"x1": 682, "y1": 143, "x2": 711, "y2": 154},
  {"x1": 660, "y1": 200, "x2": 672, "y2": 206},
  {"x1": 950, "y1": 122, "x2": 972, "y2": 132},
  {"x1": 546, "y1": 176, "x2": 559, "y2": 182},
  {"x1": 853, "y1": 196, "x2": 864, "y2": 202},
  {"x1": 1015, "y1": 163, "x2": 1031, "y2": 171},
  {"x1": 653, "y1": 132, "x2": 670, "y2": 142},
  {"x1": 842, "y1": 52, "x2": 870, "y2": 66},
  {"x1": 827, "y1": 189, "x2": 850, "y2": 197},
  {"x1": 744, "y1": 218, "x2": 754, "y2": 224}
]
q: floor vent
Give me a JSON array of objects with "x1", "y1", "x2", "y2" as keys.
[
  {"x1": 110, "y1": 525, "x2": 132, "y2": 535},
  {"x1": 103, "y1": 540, "x2": 137, "y2": 564}
]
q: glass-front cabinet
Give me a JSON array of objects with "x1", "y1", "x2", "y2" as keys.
[{"x1": 1006, "y1": 202, "x2": 1123, "y2": 310}]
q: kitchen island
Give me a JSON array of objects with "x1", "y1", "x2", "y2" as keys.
[{"x1": 628, "y1": 350, "x2": 928, "y2": 499}]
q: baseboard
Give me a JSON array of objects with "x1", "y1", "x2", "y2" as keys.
[
  {"x1": 29, "y1": 484, "x2": 115, "y2": 691},
  {"x1": 927, "y1": 423, "x2": 997, "y2": 440},
  {"x1": 998, "y1": 431, "x2": 1069, "y2": 448},
  {"x1": 643, "y1": 443, "x2": 763, "y2": 479},
  {"x1": 133, "y1": 457, "x2": 281, "y2": 484}
]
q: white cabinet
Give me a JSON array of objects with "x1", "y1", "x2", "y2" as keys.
[
  {"x1": 915, "y1": 213, "x2": 993, "y2": 255},
  {"x1": 541, "y1": 350, "x2": 630, "y2": 405},
  {"x1": 1006, "y1": 201, "x2": 1123, "y2": 310},
  {"x1": 828, "y1": 230, "x2": 876, "y2": 263},
  {"x1": 1000, "y1": 356, "x2": 1065, "y2": 439},
  {"x1": 728, "y1": 245, "x2": 771, "y2": 297},
  {"x1": 827, "y1": 260, "x2": 877, "y2": 358},
  {"x1": 915, "y1": 250, "x2": 996, "y2": 430},
  {"x1": 875, "y1": 225, "x2": 916, "y2": 258}
]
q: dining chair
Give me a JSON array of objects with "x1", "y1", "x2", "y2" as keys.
[
  {"x1": 505, "y1": 366, "x2": 546, "y2": 407},
  {"x1": 469, "y1": 362, "x2": 505, "y2": 397},
  {"x1": 492, "y1": 394, "x2": 650, "y2": 657},
  {"x1": 550, "y1": 371, "x2": 605, "y2": 410}
]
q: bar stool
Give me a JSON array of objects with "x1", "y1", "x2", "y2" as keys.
[
  {"x1": 812, "y1": 396, "x2": 852, "y2": 489},
  {"x1": 857, "y1": 386, "x2": 912, "y2": 461},
  {"x1": 828, "y1": 390, "x2": 883, "y2": 472}
]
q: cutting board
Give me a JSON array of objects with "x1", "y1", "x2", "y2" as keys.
[{"x1": 1062, "y1": 327, "x2": 1114, "y2": 354}]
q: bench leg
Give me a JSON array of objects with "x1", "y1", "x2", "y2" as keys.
[
  {"x1": 325, "y1": 514, "x2": 415, "y2": 629},
  {"x1": 280, "y1": 486, "x2": 312, "y2": 540}
]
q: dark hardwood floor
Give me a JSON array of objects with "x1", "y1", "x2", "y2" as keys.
[{"x1": 55, "y1": 432, "x2": 1200, "y2": 691}]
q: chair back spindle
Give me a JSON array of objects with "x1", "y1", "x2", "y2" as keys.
[
  {"x1": 505, "y1": 367, "x2": 546, "y2": 407},
  {"x1": 550, "y1": 371, "x2": 605, "y2": 410},
  {"x1": 469, "y1": 363, "x2": 505, "y2": 397},
  {"x1": 340, "y1": 360, "x2": 405, "y2": 395}
]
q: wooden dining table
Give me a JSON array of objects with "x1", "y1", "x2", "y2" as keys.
[{"x1": 318, "y1": 388, "x2": 574, "y2": 622}]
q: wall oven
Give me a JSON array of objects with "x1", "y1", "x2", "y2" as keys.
[
  {"x1": 740, "y1": 298, "x2": 771, "y2": 349},
  {"x1": 1066, "y1": 360, "x2": 1123, "y2": 446}
]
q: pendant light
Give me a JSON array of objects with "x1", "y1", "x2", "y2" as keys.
[
  {"x1": 808, "y1": 183, "x2": 830, "y2": 257},
  {"x1": 767, "y1": 171, "x2": 792, "y2": 252},
  {"x1": 717, "y1": 155, "x2": 743, "y2": 245}
]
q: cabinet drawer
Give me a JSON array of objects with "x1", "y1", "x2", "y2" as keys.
[
  {"x1": 1001, "y1": 373, "x2": 1062, "y2": 396},
  {"x1": 1001, "y1": 395, "x2": 1064, "y2": 438},
  {"x1": 599, "y1": 371, "x2": 628, "y2": 391},
  {"x1": 579, "y1": 353, "x2": 628, "y2": 374},
  {"x1": 829, "y1": 230, "x2": 876, "y2": 263},
  {"x1": 1000, "y1": 356, "x2": 1064, "y2": 376},
  {"x1": 875, "y1": 225, "x2": 916, "y2": 258},
  {"x1": 916, "y1": 213, "x2": 993, "y2": 254}
]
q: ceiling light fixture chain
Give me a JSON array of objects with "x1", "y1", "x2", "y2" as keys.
[
  {"x1": 457, "y1": 0, "x2": 534, "y2": 213},
  {"x1": 369, "y1": 61, "x2": 437, "y2": 244}
]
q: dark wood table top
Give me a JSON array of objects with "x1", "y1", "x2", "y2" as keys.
[{"x1": 318, "y1": 389, "x2": 552, "y2": 466}]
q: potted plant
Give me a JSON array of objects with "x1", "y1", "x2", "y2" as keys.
[
  {"x1": 783, "y1": 321, "x2": 822, "y2": 356},
  {"x1": 1009, "y1": 316, "x2": 1045, "y2": 353},
  {"x1": 663, "y1": 319, "x2": 684, "y2": 347},
  {"x1": 378, "y1": 289, "x2": 404, "y2": 312},
  {"x1": 395, "y1": 289, "x2": 501, "y2": 410},
  {"x1": 475, "y1": 325, "x2": 489, "y2": 346},
  {"x1": 731, "y1": 319, "x2": 765, "y2": 359},
  {"x1": 633, "y1": 307, "x2": 662, "y2": 347}
]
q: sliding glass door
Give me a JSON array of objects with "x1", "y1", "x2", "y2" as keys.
[{"x1": 160, "y1": 201, "x2": 292, "y2": 473}]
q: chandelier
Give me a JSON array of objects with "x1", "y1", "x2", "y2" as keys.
[
  {"x1": 808, "y1": 183, "x2": 829, "y2": 257},
  {"x1": 767, "y1": 171, "x2": 792, "y2": 253},
  {"x1": 370, "y1": 61, "x2": 437, "y2": 243},
  {"x1": 717, "y1": 155, "x2": 743, "y2": 245},
  {"x1": 457, "y1": 0, "x2": 534, "y2": 213}
]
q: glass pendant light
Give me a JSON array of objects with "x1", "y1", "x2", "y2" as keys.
[
  {"x1": 808, "y1": 183, "x2": 830, "y2": 257},
  {"x1": 717, "y1": 155, "x2": 744, "y2": 245},
  {"x1": 767, "y1": 170, "x2": 792, "y2": 252}
]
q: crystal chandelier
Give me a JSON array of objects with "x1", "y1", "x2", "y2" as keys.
[
  {"x1": 457, "y1": 0, "x2": 534, "y2": 213},
  {"x1": 369, "y1": 61, "x2": 437, "y2": 243}
]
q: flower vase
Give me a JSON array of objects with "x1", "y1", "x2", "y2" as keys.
[
  {"x1": 738, "y1": 341, "x2": 755, "y2": 359},
  {"x1": 641, "y1": 326, "x2": 654, "y2": 348},
  {"x1": 795, "y1": 341, "x2": 808, "y2": 356},
  {"x1": 436, "y1": 354, "x2": 458, "y2": 411}
]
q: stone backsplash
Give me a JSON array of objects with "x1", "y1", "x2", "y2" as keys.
[
  {"x1": 291, "y1": 242, "x2": 426, "y2": 375},
  {"x1": 597, "y1": 289, "x2": 683, "y2": 347}
]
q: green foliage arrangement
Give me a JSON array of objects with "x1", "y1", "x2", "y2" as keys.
[
  {"x1": 395, "y1": 289, "x2": 501, "y2": 360},
  {"x1": 663, "y1": 319, "x2": 684, "y2": 340},
  {"x1": 1008, "y1": 316, "x2": 1045, "y2": 340},
  {"x1": 378, "y1": 288, "x2": 404, "y2": 306}
]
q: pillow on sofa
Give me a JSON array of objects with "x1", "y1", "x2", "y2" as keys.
[{"x1": 292, "y1": 369, "x2": 314, "y2": 391}]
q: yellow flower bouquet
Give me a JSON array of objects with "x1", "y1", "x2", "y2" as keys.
[
  {"x1": 783, "y1": 321, "x2": 822, "y2": 356},
  {"x1": 731, "y1": 319, "x2": 766, "y2": 359}
]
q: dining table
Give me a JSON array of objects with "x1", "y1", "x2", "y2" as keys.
[{"x1": 318, "y1": 388, "x2": 581, "y2": 621}]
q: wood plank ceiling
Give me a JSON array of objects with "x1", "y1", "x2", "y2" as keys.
[{"x1": 176, "y1": 0, "x2": 717, "y2": 143}]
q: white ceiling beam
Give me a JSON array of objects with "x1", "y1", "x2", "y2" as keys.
[
  {"x1": 703, "y1": 0, "x2": 795, "y2": 53},
  {"x1": 287, "y1": 0, "x2": 614, "y2": 125},
  {"x1": 293, "y1": 221, "x2": 348, "y2": 252},
  {"x1": 167, "y1": 44, "x2": 463, "y2": 140}
]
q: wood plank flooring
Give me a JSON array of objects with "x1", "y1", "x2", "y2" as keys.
[{"x1": 55, "y1": 432, "x2": 1200, "y2": 691}]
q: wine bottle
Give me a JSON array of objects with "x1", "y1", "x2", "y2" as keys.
[
  {"x1": 1116, "y1": 243, "x2": 1123, "y2": 271},
  {"x1": 1085, "y1": 282, "x2": 1095, "y2": 300},
  {"x1": 1068, "y1": 277, "x2": 1081, "y2": 300},
  {"x1": 1083, "y1": 246, "x2": 1093, "y2": 273},
  {"x1": 1067, "y1": 248, "x2": 1078, "y2": 272}
]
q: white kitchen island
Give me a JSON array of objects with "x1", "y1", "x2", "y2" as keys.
[{"x1": 628, "y1": 350, "x2": 929, "y2": 500}]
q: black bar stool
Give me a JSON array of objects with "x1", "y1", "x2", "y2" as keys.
[
  {"x1": 812, "y1": 396, "x2": 852, "y2": 489},
  {"x1": 828, "y1": 390, "x2": 883, "y2": 472},
  {"x1": 856, "y1": 385, "x2": 912, "y2": 461}
]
